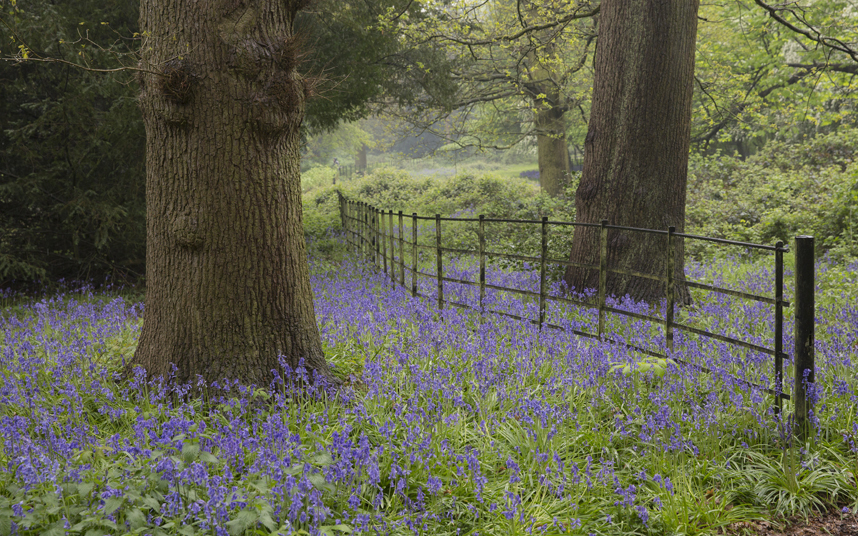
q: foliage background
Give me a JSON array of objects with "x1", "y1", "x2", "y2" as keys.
[{"x1": 0, "y1": 0, "x2": 145, "y2": 288}]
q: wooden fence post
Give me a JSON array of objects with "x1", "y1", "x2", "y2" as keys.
[
  {"x1": 539, "y1": 216, "x2": 548, "y2": 330},
  {"x1": 598, "y1": 220, "x2": 608, "y2": 339},
  {"x1": 794, "y1": 235, "x2": 815, "y2": 442},
  {"x1": 398, "y1": 211, "x2": 405, "y2": 287},
  {"x1": 436, "y1": 214, "x2": 443, "y2": 311},
  {"x1": 374, "y1": 206, "x2": 380, "y2": 269},
  {"x1": 666, "y1": 226, "x2": 676, "y2": 352},
  {"x1": 337, "y1": 192, "x2": 344, "y2": 231},
  {"x1": 389, "y1": 210, "x2": 396, "y2": 286},
  {"x1": 381, "y1": 208, "x2": 388, "y2": 276},
  {"x1": 412, "y1": 213, "x2": 418, "y2": 298},
  {"x1": 775, "y1": 240, "x2": 785, "y2": 415},
  {"x1": 365, "y1": 203, "x2": 370, "y2": 261},
  {"x1": 361, "y1": 203, "x2": 367, "y2": 259},
  {"x1": 479, "y1": 215, "x2": 486, "y2": 313}
]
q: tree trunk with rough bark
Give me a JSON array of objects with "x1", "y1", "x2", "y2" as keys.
[
  {"x1": 126, "y1": 0, "x2": 334, "y2": 388},
  {"x1": 356, "y1": 143, "x2": 367, "y2": 173},
  {"x1": 535, "y1": 101, "x2": 571, "y2": 197},
  {"x1": 564, "y1": 0, "x2": 698, "y2": 304}
]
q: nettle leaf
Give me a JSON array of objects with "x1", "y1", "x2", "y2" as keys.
[
  {"x1": 198, "y1": 451, "x2": 219, "y2": 464},
  {"x1": 142, "y1": 497, "x2": 161, "y2": 511},
  {"x1": 320, "y1": 524, "x2": 353, "y2": 535},
  {"x1": 42, "y1": 521, "x2": 66, "y2": 536},
  {"x1": 308, "y1": 473, "x2": 335, "y2": 493},
  {"x1": 225, "y1": 509, "x2": 258, "y2": 536},
  {"x1": 181, "y1": 442, "x2": 201, "y2": 464},
  {"x1": 102, "y1": 496, "x2": 125, "y2": 515},
  {"x1": 257, "y1": 511, "x2": 278, "y2": 532},
  {"x1": 126, "y1": 507, "x2": 147, "y2": 529},
  {"x1": 77, "y1": 482, "x2": 95, "y2": 498}
]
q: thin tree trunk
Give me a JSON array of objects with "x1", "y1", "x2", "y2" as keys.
[
  {"x1": 127, "y1": 0, "x2": 334, "y2": 388},
  {"x1": 564, "y1": 0, "x2": 699, "y2": 304}
]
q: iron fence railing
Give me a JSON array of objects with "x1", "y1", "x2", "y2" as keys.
[{"x1": 336, "y1": 193, "x2": 816, "y2": 438}]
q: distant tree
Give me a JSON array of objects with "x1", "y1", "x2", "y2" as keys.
[
  {"x1": 379, "y1": 0, "x2": 598, "y2": 196},
  {"x1": 563, "y1": 0, "x2": 699, "y2": 303}
]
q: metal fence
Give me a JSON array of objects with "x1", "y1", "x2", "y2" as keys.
[{"x1": 336, "y1": 193, "x2": 816, "y2": 438}]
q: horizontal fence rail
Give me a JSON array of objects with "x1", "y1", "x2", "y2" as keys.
[{"x1": 336, "y1": 193, "x2": 815, "y2": 431}]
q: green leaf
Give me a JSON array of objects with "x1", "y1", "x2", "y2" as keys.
[
  {"x1": 225, "y1": 509, "x2": 258, "y2": 536},
  {"x1": 142, "y1": 497, "x2": 161, "y2": 511},
  {"x1": 181, "y1": 443, "x2": 201, "y2": 464},
  {"x1": 42, "y1": 521, "x2": 66, "y2": 536},
  {"x1": 257, "y1": 511, "x2": 278, "y2": 532},
  {"x1": 308, "y1": 474, "x2": 335, "y2": 493},
  {"x1": 198, "y1": 451, "x2": 219, "y2": 464},
  {"x1": 126, "y1": 507, "x2": 147, "y2": 530},
  {"x1": 103, "y1": 496, "x2": 125, "y2": 515},
  {"x1": 311, "y1": 453, "x2": 334, "y2": 466},
  {"x1": 320, "y1": 524, "x2": 353, "y2": 535},
  {"x1": 77, "y1": 483, "x2": 94, "y2": 498}
]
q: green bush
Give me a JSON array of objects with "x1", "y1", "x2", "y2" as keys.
[
  {"x1": 301, "y1": 166, "x2": 580, "y2": 273},
  {"x1": 301, "y1": 166, "x2": 338, "y2": 193},
  {"x1": 687, "y1": 128, "x2": 858, "y2": 259}
]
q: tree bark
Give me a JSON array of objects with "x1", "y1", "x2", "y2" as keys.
[
  {"x1": 564, "y1": 0, "x2": 698, "y2": 304},
  {"x1": 535, "y1": 101, "x2": 571, "y2": 197},
  {"x1": 127, "y1": 0, "x2": 334, "y2": 388},
  {"x1": 525, "y1": 27, "x2": 571, "y2": 198},
  {"x1": 355, "y1": 143, "x2": 367, "y2": 173}
]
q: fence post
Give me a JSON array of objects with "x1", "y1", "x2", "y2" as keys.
[
  {"x1": 365, "y1": 203, "x2": 370, "y2": 260},
  {"x1": 665, "y1": 226, "x2": 676, "y2": 353},
  {"x1": 367, "y1": 204, "x2": 372, "y2": 263},
  {"x1": 794, "y1": 235, "x2": 815, "y2": 442},
  {"x1": 598, "y1": 219, "x2": 608, "y2": 339},
  {"x1": 378, "y1": 210, "x2": 387, "y2": 276},
  {"x1": 337, "y1": 192, "x2": 344, "y2": 230},
  {"x1": 389, "y1": 210, "x2": 396, "y2": 286},
  {"x1": 775, "y1": 240, "x2": 785, "y2": 415},
  {"x1": 539, "y1": 216, "x2": 548, "y2": 330},
  {"x1": 479, "y1": 215, "x2": 486, "y2": 314},
  {"x1": 346, "y1": 198, "x2": 352, "y2": 252},
  {"x1": 374, "y1": 206, "x2": 380, "y2": 269},
  {"x1": 361, "y1": 203, "x2": 367, "y2": 259},
  {"x1": 398, "y1": 211, "x2": 405, "y2": 287},
  {"x1": 412, "y1": 213, "x2": 418, "y2": 298},
  {"x1": 436, "y1": 214, "x2": 443, "y2": 311}
]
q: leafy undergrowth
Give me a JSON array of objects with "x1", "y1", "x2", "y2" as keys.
[{"x1": 1, "y1": 257, "x2": 856, "y2": 536}]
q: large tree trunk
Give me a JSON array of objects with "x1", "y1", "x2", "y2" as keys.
[
  {"x1": 535, "y1": 102, "x2": 571, "y2": 197},
  {"x1": 126, "y1": 0, "x2": 334, "y2": 388},
  {"x1": 564, "y1": 0, "x2": 698, "y2": 304}
]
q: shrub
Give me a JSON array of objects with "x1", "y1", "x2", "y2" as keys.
[{"x1": 686, "y1": 128, "x2": 858, "y2": 259}]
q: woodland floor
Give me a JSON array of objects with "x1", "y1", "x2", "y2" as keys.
[{"x1": 724, "y1": 510, "x2": 858, "y2": 536}]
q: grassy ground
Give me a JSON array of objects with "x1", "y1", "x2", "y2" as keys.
[{"x1": 1, "y1": 248, "x2": 856, "y2": 536}]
